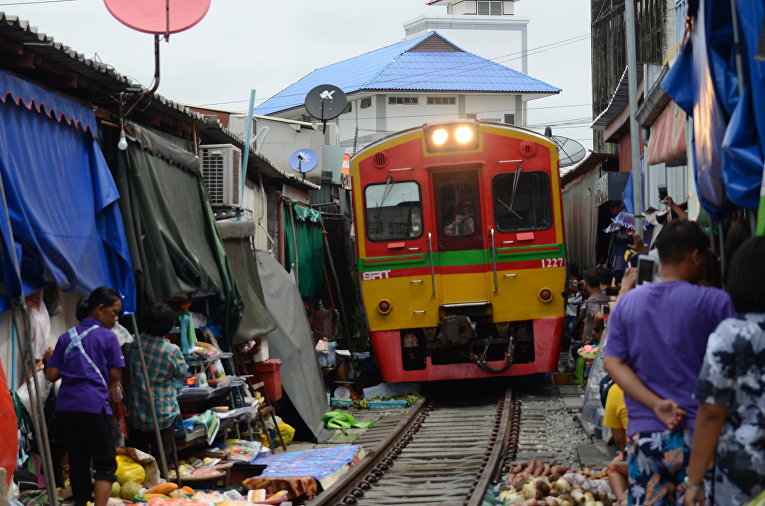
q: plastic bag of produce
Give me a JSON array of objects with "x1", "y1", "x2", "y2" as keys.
[
  {"x1": 261, "y1": 422, "x2": 295, "y2": 447},
  {"x1": 117, "y1": 447, "x2": 163, "y2": 488},
  {"x1": 115, "y1": 455, "x2": 145, "y2": 485}
]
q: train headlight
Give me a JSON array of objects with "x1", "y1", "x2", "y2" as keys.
[
  {"x1": 538, "y1": 288, "x2": 553, "y2": 303},
  {"x1": 377, "y1": 299, "x2": 392, "y2": 315},
  {"x1": 424, "y1": 121, "x2": 479, "y2": 152},
  {"x1": 432, "y1": 128, "x2": 448, "y2": 146},
  {"x1": 455, "y1": 125, "x2": 474, "y2": 144}
]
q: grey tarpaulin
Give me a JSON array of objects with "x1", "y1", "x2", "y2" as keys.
[
  {"x1": 255, "y1": 251, "x2": 330, "y2": 441},
  {"x1": 217, "y1": 222, "x2": 277, "y2": 344}
]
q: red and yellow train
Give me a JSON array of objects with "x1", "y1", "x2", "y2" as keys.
[{"x1": 351, "y1": 120, "x2": 566, "y2": 382}]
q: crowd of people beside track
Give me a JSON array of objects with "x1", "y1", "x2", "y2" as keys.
[{"x1": 566, "y1": 220, "x2": 765, "y2": 505}]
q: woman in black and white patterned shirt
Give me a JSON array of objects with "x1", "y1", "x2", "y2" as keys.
[{"x1": 685, "y1": 237, "x2": 765, "y2": 505}]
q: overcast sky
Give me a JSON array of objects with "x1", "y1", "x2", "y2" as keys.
[{"x1": 4, "y1": 0, "x2": 592, "y2": 149}]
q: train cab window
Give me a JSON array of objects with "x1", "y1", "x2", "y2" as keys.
[
  {"x1": 365, "y1": 181, "x2": 423, "y2": 241},
  {"x1": 492, "y1": 171, "x2": 552, "y2": 232},
  {"x1": 439, "y1": 182, "x2": 477, "y2": 237}
]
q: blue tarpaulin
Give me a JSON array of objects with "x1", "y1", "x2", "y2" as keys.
[
  {"x1": 0, "y1": 70, "x2": 135, "y2": 313},
  {"x1": 662, "y1": 0, "x2": 765, "y2": 217}
]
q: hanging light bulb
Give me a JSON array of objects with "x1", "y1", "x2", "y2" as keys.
[{"x1": 117, "y1": 128, "x2": 128, "y2": 151}]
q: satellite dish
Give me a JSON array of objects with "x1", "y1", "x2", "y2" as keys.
[
  {"x1": 104, "y1": 0, "x2": 211, "y2": 35},
  {"x1": 304, "y1": 85, "x2": 347, "y2": 122},
  {"x1": 551, "y1": 135, "x2": 587, "y2": 168},
  {"x1": 290, "y1": 149, "x2": 319, "y2": 178}
]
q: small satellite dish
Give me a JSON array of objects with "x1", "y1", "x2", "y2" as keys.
[
  {"x1": 551, "y1": 135, "x2": 587, "y2": 168},
  {"x1": 104, "y1": 0, "x2": 211, "y2": 35},
  {"x1": 290, "y1": 149, "x2": 319, "y2": 177},
  {"x1": 304, "y1": 85, "x2": 347, "y2": 122}
]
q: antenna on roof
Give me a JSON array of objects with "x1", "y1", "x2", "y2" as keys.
[
  {"x1": 546, "y1": 127, "x2": 586, "y2": 168},
  {"x1": 304, "y1": 84, "x2": 347, "y2": 134},
  {"x1": 290, "y1": 149, "x2": 319, "y2": 181},
  {"x1": 103, "y1": 0, "x2": 212, "y2": 96},
  {"x1": 103, "y1": 0, "x2": 212, "y2": 154}
]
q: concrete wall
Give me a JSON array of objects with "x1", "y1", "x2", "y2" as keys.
[{"x1": 334, "y1": 92, "x2": 523, "y2": 151}]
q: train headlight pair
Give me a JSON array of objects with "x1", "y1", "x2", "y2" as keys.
[
  {"x1": 431, "y1": 126, "x2": 473, "y2": 146},
  {"x1": 425, "y1": 121, "x2": 479, "y2": 151}
]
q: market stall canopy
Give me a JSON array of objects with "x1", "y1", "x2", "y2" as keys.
[
  {"x1": 216, "y1": 221, "x2": 277, "y2": 344},
  {"x1": 102, "y1": 122, "x2": 241, "y2": 337},
  {"x1": 0, "y1": 69, "x2": 135, "y2": 313},
  {"x1": 662, "y1": 0, "x2": 765, "y2": 217},
  {"x1": 255, "y1": 251, "x2": 329, "y2": 441}
]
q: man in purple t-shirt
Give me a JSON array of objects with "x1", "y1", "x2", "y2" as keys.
[{"x1": 604, "y1": 220, "x2": 734, "y2": 505}]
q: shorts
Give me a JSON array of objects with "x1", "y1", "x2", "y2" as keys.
[
  {"x1": 57, "y1": 411, "x2": 118, "y2": 482},
  {"x1": 627, "y1": 430, "x2": 712, "y2": 505}
]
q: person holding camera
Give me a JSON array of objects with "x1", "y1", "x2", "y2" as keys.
[{"x1": 603, "y1": 220, "x2": 735, "y2": 504}]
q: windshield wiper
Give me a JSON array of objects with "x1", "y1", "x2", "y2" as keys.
[
  {"x1": 375, "y1": 175, "x2": 395, "y2": 222},
  {"x1": 498, "y1": 165, "x2": 524, "y2": 220}
]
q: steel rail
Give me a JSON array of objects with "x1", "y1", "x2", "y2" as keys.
[
  {"x1": 313, "y1": 397, "x2": 431, "y2": 506},
  {"x1": 464, "y1": 387, "x2": 514, "y2": 506},
  {"x1": 314, "y1": 387, "x2": 515, "y2": 505}
]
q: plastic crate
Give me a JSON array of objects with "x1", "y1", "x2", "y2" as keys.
[
  {"x1": 368, "y1": 400, "x2": 408, "y2": 410},
  {"x1": 330, "y1": 398, "x2": 352, "y2": 408}
]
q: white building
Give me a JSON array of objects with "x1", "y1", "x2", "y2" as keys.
[
  {"x1": 255, "y1": 32, "x2": 559, "y2": 153},
  {"x1": 404, "y1": 0, "x2": 529, "y2": 74}
]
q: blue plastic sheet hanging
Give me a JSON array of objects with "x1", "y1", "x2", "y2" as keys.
[{"x1": 0, "y1": 70, "x2": 136, "y2": 313}]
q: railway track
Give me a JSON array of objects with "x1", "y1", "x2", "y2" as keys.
[{"x1": 315, "y1": 386, "x2": 515, "y2": 506}]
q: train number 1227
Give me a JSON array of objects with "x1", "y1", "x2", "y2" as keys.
[{"x1": 541, "y1": 258, "x2": 565, "y2": 268}]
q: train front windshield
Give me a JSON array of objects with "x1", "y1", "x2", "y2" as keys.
[{"x1": 492, "y1": 171, "x2": 552, "y2": 232}]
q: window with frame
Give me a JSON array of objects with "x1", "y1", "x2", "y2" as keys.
[
  {"x1": 388, "y1": 97, "x2": 419, "y2": 105},
  {"x1": 439, "y1": 181, "x2": 477, "y2": 237},
  {"x1": 493, "y1": 171, "x2": 552, "y2": 232},
  {"x1": 343, "y1": 103, "x2": 352, "y2": 114},
  {"x1": 360, "y1": 97, "x2": 372, "y2": 109},
  {"x1": 466, "y1": 113, "x2": 477, "y2": 119},
  {"x1": 427, "y1": 97, "x2": 456, "y2": 105},
  {"x1": 504, "y1": 113, "x2": 515, "y2": 125},
  {"x1": 365, "y1": 181, "x2": 423, "y2": 241},
  {"x1": 477, "y1": 0, "x2": 502, "y2": 15}
]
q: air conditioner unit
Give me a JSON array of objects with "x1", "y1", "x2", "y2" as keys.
[{"x1": 199, "y1": 144, "x2": 242, "y2": 208}]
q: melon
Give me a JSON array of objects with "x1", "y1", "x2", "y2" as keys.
[{"x1": 120, "y1": 481, "x2": 142, "y2": 501}]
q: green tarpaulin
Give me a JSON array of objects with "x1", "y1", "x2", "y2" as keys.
[
  {"x1": 102, "y1": 123, "x2": 242, "y2": 340},
  {"x1": 284, "y1": 202, "x2": 324, "y2": 297},
  {"x1": 217, "y1": 221, "x2": 277, "y2": 344}
]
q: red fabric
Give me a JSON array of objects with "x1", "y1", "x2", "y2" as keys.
[
  {"x1": 0, "y1": 361, "x2": 18, "y2": 485},
  {"x1": 647, "y1": 102, "x2": 687, "y2": 165}
]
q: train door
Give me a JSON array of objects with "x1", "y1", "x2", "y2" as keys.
[{"x1": 430, "y1": 168, "x2": 490, "y2": 304}]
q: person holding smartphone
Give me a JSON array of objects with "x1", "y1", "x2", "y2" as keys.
[{"x1": 603, "y1": 220, "x2": 735, "y2": 504}]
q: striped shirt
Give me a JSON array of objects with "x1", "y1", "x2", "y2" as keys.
[{"x1": 123, "y1": 334, "x2": 188, "y2": 431}]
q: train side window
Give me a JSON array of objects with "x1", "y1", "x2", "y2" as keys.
[
  {"x1": 492, "y1": 171, "x2": 552, "y2": 232},
  {"x1": 365, "y1": 181, "x2": 423, "y2": 241}
]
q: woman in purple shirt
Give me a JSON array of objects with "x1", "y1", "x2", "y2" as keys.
[{"x1": 45, "y1": 287, "x2": 124, "y2": 506}]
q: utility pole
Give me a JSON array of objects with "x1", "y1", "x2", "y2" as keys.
[{"x1": 625, "y1": 0, "x2": 643, "y2": 232}]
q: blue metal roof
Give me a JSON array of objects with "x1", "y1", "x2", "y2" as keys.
[{"x1": 255, "y1": 32, "x2": 560, "y2": 116}]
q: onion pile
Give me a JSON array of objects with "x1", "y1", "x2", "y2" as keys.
[{"x1": 492, "y1": 458, "x2": 614, "y2": 506}]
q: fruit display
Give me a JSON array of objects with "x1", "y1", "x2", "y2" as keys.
[
  {"x1": 492, "y1": 458, "x2": 614, "y2": 506},
  {"x1": 125, "y1": 488, "x2": 289, "y2": 506},
  {"x1": 168, "y1": 457, "x2": 223, "y2": 479}
]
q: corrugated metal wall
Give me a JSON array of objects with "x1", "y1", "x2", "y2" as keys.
[
  {"x1": 562, "y1": 169, "x2": 602, "y2": 270},
  {"x1": 643, "y1": 162, "x2": 689, "y2": 210}
]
